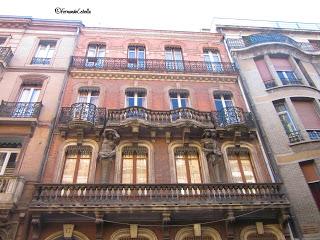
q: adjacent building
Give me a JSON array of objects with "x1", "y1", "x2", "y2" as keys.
[
  {"x1": 216, "y1": 19, "x2": 320, "y2": 240},
  {"x1": 0, "y1": 16, "x2": 82, "y2": 239},
  {"x1": 28, "y1": 26, "x2": 290, "y2": 239}
]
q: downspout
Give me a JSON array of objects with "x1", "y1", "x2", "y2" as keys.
[{"x1": 220, "y1": 32, "x2": 303, "y2": 239}]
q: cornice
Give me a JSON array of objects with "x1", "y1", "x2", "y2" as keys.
[{"x1": 69, "y1": 70, "x2": 238, "y2": 83}]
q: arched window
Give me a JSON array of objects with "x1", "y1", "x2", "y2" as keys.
[
  {"x1": 227, "y1": 147, "x2": 256, "y2": 183},
  {"x1": 175, "y1": 227, "x2": 222, "y2": 240},
  {"x1": 240, "y1": 225, "x2": 286, "y2": 240},
  {"x1": 174, "y1": 147, "x2": 202, "y2": 183},
  {"x1": 44, "y1": 231, "x2": 90, "y2": 240},
  {"x1": 121, "y1": 146, "x2": 148, "y2": 184},
  {"x1": 61, "y1": 145, "x2": 92, "y2": 184},
  {"x1": 110, "y1": 228, "x2": 158, "y2": 240}
]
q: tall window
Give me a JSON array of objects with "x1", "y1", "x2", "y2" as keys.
[
  {"x1": 170, "y1": 91, "x2": 189, "y2": 109},
  {"x1": 121, "y1": 146, "x2": 148, "y2": 184},
  {"x1": 85, "y1": 44, "x2": 106, "y2": 68},
  {"x1": 126, "y1": 89, "x2": 146, "y2": 107},
  {"x1": 77, "y1": 89, "x2": 99, "y2": 105},
  {"x1": 270, "y1": 56, "x2": 301, "y2": 85},
  {"x1": 32, "y1": 40, "x2": 56, "y2": 65},
  {"x1": 61, "y1": 146, "x2": 92, "y2": 184},
  {"x1": 165, "y1": 47, "x2": 184, "y2": 71},
  {"x1": 300, "y1": 160, "x2": 320, "y2": 210},
  {"x1": 12, "y1": 86, "x2": 41, "y2": 117},
  {"x1": 227, "y1": 148, "x2": 256, "y2": 183},
  {"x1": 0, "y1": 149, "x2": 19, "y2": 175},
  {"x1": 276, "y1": 71, "x2": 299, "y2": 85},
  {"x1": 203, "y1": 49, "x2": 223, "y2": 72},
  {"x1": 214, "y1": 93, "x2": 240, "y2": 126},
  {"x1": 274, "y1": 101, "x2": 298, "y2": 135},
  {"x1": 175, "y1": 147, "x2": 202, "y2": 183},
  {"x1": 128, "y1": 46, "x2": 145, "y2": 69},
  {"x1": 214, "y1": 93, "x2": 233, "y2": 111}
]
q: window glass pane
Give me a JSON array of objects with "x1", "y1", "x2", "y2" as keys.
[
  {"x1": 165, "y1": 49, "x2": 173, "y2": 60},
  {"x1": 122, "y1": 158, "x2": 133, "y2": 184},
  {"x1": 136, "y1": 159, "x2": 147, "y2": 183},
  {"x1": 174, "y1": 49, "x2": 183, "y2": 60},
  {"x1": 225, "y1": 99, "x2": 233, "y2": 108},
  {"x1": 138, "y1": 48, "x2": 145, "y2": 59},
  {"x1": 189, "y1": 159, "x2": 201, "y2": 183},
  {"x1": 7, "y1": 152, "x2": 17, "y2": 168},
  {"x1": 30, "y1": 89, "x2": 40, "y2": 102},
  {"x1": 229, "y1": 160, "x2": 243, "y2": 183},
  {"x1": 176, "y1": 158, "x2": 188, "y2": 183},
  {"x1": 62, "y1": 158, "x2": 77, "y2": 183},
  {"x1": 128, "y1": 49, "x2": 135, "y2": 59},
  {"x1": 241, "y1": 160, "x2": 256, "y2": 183},
  {"x1": 78, "y1": 92, "x2": 89, "y2": 103},
  {"x1": 127, "y1": 97, "x2": 135, "y2": 107},
  {"x1": 19, "y1": 89, "x2": 31, "y2": 102},
  {"x1": 279, "y1": 113, "x2": 296, "y2": 133},
  {"x1": 214, "y1": 99, "x2": 224, "y2": 111},
  {"x1": 76, "y1": 159, "x2": 90, "y2": 183},
  {"x1": 97, "y1": 46, "x2": 106, "y2": 57},
  {"x1": 171, "y1": 98, "x2": 179, "y2": 109},
  {"x1": 137, "y1": 97, "x2": 144, "y2": 107},
  {"x1": 180, "y1": 98, "x2": 188, "y2": 108},
  {"x1": 0, "y1": 152, "x2": 7, "y2": 172}
]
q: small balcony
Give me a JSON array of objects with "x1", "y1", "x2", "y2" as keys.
[
  {"x1": 213, "y1": 107, "x2": 255, "y2": 129},
  {"x1": 71, "y1": 57, "x2": 238, "y2": 75},
  {"x1": 264, "y1": 79, "x2": 277, "y2": 89},
  {"x1": 288, "y1": 130, "x2": 304, "y2": 143},
  {"x1": 226, "y1": 33, "x2": 320, "y2": 53},
  {"x1": 279, "y1": 77, "x2": 303, "y2": 86},
  {"x1": 0, "y1": 101, "x2": 42, "y2": 127},
  {"x1": 306, "y1": 129, "x2": 320, "y2": 141},
  {"x1": 0, "y1": 176, "x2": 25, "y2": 209},
  {"x1": 0, "y1": 47, "x2": 13, "y2": 68},
  {"x1": 30, "y1": 183, "x2": 288, "y2": 212},
  {"x1": 107, "y1": 106, "x2": 214, "y2": 128},
  {"x1": 58, "y1": 103, "x2": 106, "y2": 134}
]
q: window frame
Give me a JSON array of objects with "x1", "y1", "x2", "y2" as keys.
[
  {"x1": 121, "y1": 147, "x2": 148, "y2": 184},
  {"x1": 32, "y1": 40, "x2": 57, "y2": 65},
  {"x1": 125, "y1": 91, "x2": 146, "y2": 108},
  {"x1": 274, "y1": 102, "x2": 298, "y2": 134},
  {"x1": 86, "y1": 43, "x2": 106, "y2": 58},
  {"x1": 214, "y1": 93, "x2": 234, "y2": 111},
  {"x1": 18, "y1": 87, "x2": 41, "y2": 103},
  {"x1": 0, "y1": 148, "x2": 20, "y2": 175},
  {"x1": 77, "y1": 90, "x2": 99, "y2": 106},
  {"x1": 169, "y1": 92, "x2": 189, "y2": 109},
  {"x1": 165, "y1": 47, "x2": 184, "y2": 71}
]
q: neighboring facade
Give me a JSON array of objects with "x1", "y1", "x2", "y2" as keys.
[
  {"x1": 216, "y1": 19, "x2": 320, "y2": 240},
  {"x1": 0, "y1": 16, "x2": 82, "y2": 239},
  {"x1": 29, "y1": 26, "x2": 290, "y2": 240}
]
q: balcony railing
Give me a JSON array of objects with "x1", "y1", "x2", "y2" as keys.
[
  {"x1": 0, "y1": 101, "x2": 42, "y2": 118},
  {"x1": 264, "y1": 80, "x2": 277, "y2": 89},
  {"x1": 0, "y1": 176, "x2": 25, "y2": 206},
  {"x1": 213, "y1": 107, "x2": 255, "y2": 128},
  {"x1": 279, "y1": 77, "x2": 303, "y2": 86},
  {"x1": 71, "y1": 57, "x2": 238, "y2": 74},
  {"x1": 0, "y1": 47, "x2": 13, "y2": 67},
  {"x1": 226, "y1": 33, "x2": 320, "y2": 52},
  {"x1": 31, "y1": 183, "x2": 287, "y2": 208},
  {"x1": 107, "y1": 106, "x2": 213, "y2": 126},
  {"x1": 288, "y1": 130, "x2": 304, "y2": 143},
  {"x1": 59, "y1": 103, "x2": 106, "y2": 127},
  {"x1": 307, "y1": 130, "x2": 320, "y2": 140},
  {"x1": 31, "y1": 57, "x2": 51, "y2": 65}
]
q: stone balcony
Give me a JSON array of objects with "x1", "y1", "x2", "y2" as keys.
[
  {"x1": 0, "y1": 176, "x2": 25, "y2": 213},
  {"x1": 30, "y1": 182, "x2": 288, "y2": 211}
]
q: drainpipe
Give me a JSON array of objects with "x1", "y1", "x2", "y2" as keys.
[{"x1": 37, "y1": 25, "x2": 81, "y2": 182}]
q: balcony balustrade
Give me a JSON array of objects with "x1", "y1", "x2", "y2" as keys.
[
  {"x1": 31, "y1": 183, "x2": 287, "y2": 209},
  {"x1": 288, "y1": 130, "x2": 304, "y2": 143},
  {"x1": 213, "y1": 107, "x2": 255, "y2": 129},
  {"x1": 307, "y1": 129, "x2": 320, "y2": 140},
  {"x1": 0, "y1": 101, "x2": 42, "y2": 118},
  {"x1": 279, "y1": 77, "x2": 303, "y2": 86},
  {"x1": 107, "y1": 106, "x2": 213, "y2": 127},
  {"x1": 59, "y1": 103, "x2": 106, "y2": 129},
  {"x1": 264, "y1": 80, "x2": 277, "y2": 89},
  {"x1": 0, "y1": 47, "x2": 13, "y2": 67},
  {"x1": 71, "y1": 57, "x2": 238, "y2": 75},
  {"x1": 226, "y1": 33, "x2": 320, "y2": 52},
  {"x1": 0, "y1": 176, "x2": 25, "y2": 208}
]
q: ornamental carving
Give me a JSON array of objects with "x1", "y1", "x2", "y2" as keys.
[{"x1": 99, "y1": 129, "x2": 120, "y2": 160}]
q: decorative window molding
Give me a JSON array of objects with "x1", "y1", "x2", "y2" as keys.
[
  {"x1": 240, "y1": 224, "x2": 286, "y2": 240},
  {"x1": 175, "y1": 227, "x2": 222, "y2": 240},
  {"x1": 110, "y1": 228, "x2": 158, "y2": 240},
  {"x1": 44, "y1": 230, "x2": 90, "y2": 240}
]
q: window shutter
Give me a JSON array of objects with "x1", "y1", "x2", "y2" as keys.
[
  {"x1": 300, "y1": 161, "x2": 320, "y2": 182},
  {"x1": 293, "y1": 100, "x2": 320, "y2": 129},
  {"x1": 254, "y1": 58, "x2": 273, "y2": 82},
  {"x1": 270, "y1": 57, "x2": 293, "y2": 71}
]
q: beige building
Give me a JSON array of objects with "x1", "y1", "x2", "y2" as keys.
[
  {"x1": 0, "y1": 16, "x2": 82, "y2": 239},
  {"x1": 216, "y1": 19, "x2": 320, "y2": 240}
]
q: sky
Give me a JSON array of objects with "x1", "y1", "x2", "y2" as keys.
[{"x1": 2, "y1": 0, "x2": 320, "y2": 31}]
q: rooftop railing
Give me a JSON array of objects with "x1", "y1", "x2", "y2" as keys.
[{"x1": 71, "y1": 57, "x2": 238, "y2": 75}]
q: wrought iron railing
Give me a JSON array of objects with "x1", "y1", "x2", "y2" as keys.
[
  {"x1": 59, "y1": 103, "x2": 106, "y2": 127},
  {"x1": 307, "y1": 130, "x2": 320, "y2": 140},
  {"x1": 107, "y1": 106, "x2": 213, "y2": 126},
  {"x1": 31, "y1": 183, "x2": 287, "y2": 207},
  {"x1": 0, "y1": 101, "x2": 42, "y2": 118},
  {"x1": 287, "y1": 130, "x2": 304, "y2": 143},
  {"x1": 226, "y1": 33, "x2": 320, "y2": 52},
  {"x1": 264, "y1": 80, "x2": 277, "y2": 89},
  {"x1": 0, "y1": 47, "x2": 13, "y2": 66},
  {"x1": 279, "y1": 77, "x2": 303, "y2": 86},
  {"x1": 71, "y1": 57, "x2": 238, "y2": 74},
  {"x1": 31, "y1": 57, "x2": 51, "y2": 65},
  {"x1": 213, "y1": 107, "x2": 255, "y2": 128}
]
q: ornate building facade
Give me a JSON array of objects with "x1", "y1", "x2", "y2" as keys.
[
  {"x1": 27, "y1": 26, "x2": 290, "y2": 239},
  {"x1": 216, "y1": 19, "x2": 320, "y2": 240},
  {"x1": 0, "y1": 16, "x2": 82, "y2": 239}
]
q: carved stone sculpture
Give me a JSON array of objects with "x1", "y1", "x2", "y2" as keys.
[{"x1": 99, "y1": 129, "x2": 120, "y2": 160}]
